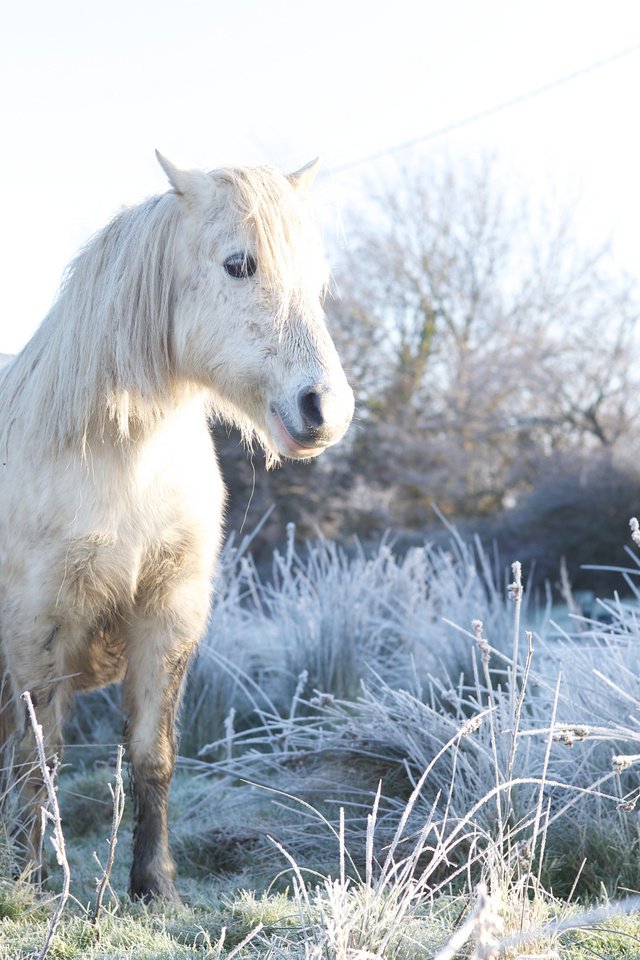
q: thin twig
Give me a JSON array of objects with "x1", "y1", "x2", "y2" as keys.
[
  {"x1": 472, "y1": 620, "x2": 503, "y2": 835},
  {"x1": 507, "y1": 630, "x2": 534, "y2": 804},
  {"x1": 92, "y1": 744, "x2": 125, "y2": 926},
  {"x1": 508, "y1": 559, "x2": 524, "y2": 724},
  {"x1": 21, "y1": 690, "x2": 70, "y2": 960},
  {"x1": 520, "y1": 673, "x2": 561, "y2": 932}
]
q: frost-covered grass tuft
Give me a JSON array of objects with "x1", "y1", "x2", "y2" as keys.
[
  {"x1": 181, "y1": 524, "x2": 524, "y2": 754},
  {"x1": 177, "y1": 529, "x2": 640, "y2": 898}
]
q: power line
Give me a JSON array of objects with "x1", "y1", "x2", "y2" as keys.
[{"x1": 330, "y1": 42, "x2": 640, "y2": 175}]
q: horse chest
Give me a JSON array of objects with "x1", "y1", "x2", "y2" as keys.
[
  {"x1": 60, "y1": 524, "x2": 205, "y2": 623},
  {"x1": 56, "y1": 417, "x2": 222, "y2": 623}
]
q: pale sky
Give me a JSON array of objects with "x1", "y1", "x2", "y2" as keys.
[{"x1": 2, "y1": 0, "x2": 639, "y2": 353}]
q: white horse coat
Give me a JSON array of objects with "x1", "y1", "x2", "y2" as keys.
[{"x1": 0, "y1": 153, "x2": 353, "y2": 899}]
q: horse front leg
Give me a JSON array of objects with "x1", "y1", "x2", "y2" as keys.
[{"x1": 123, "y1": 586, "x2": 208, "y2": 902}]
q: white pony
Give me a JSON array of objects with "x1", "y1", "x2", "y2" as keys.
[{"x1": 0, "y1": 152, "x2": 353, "y2": 900}]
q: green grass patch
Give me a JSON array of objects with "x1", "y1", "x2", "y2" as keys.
[{"x1": 2, "y1": 764, "x2": 640, "y2": 959}]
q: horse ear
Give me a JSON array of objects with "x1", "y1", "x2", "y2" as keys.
[
  {"x1": 289, "y1": 157, "x2": 320, "y2": 189},
  {"x1": 155, "y1": 150, "x2": 211, "y2": 205}
]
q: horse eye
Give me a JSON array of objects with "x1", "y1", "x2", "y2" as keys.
[{"x1": 223, "y1": 252, "x2": 257, "y2": 279}]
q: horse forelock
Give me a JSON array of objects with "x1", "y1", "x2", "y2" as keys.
[{"x1": 211, "y1": 165, "x2": 328, "y2": 323}]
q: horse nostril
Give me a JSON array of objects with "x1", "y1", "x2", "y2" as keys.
[{"x1": 299, "y1": 388, "x2": 325, "y2": 430}]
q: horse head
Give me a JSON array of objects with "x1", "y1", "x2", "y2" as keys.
[{"x1": 157, "y1": 152, "x2": 354, "y2": 462}]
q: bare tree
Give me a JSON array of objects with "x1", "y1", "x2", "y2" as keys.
[{"x1": 326, "y1": 157, "x2": 640, "y2": 528}]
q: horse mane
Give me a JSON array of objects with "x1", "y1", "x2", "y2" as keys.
[
  {"x1": 0, "y1": 163, "x2": 324, "y2": 458},
  {"x1": 0, "y1": 193, "x2": 183, "y2": 456}
]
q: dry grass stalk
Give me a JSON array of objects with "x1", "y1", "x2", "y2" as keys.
[
  {"x1": 508, "y1": 559, "x2": 523, "y2": 717},
  {"x1": 20, "y1": 689, "x2": 70, "y2": 960},
  {"x1": 472, "y1": 619, "x2": 504, "y2": 837},
  {"x1": 558, "y1": 555, "x2": 586, "y2": 632},
  {"x1": 214, "y1": 922, "x2": 264, "y2": 960},
  {"x1": 432, "y1": 883, "x2": 502, "y2": 960},
  {"x1": 91, "y1": 743, "x2": 125, "y2": 926}
]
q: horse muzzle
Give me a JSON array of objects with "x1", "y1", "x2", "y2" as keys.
[{"x1": 268, "y1": 382, "x2": 354, "y2": 459}]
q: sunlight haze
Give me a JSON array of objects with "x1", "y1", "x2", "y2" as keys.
[{"x1": 2, "y1": 0, "x2": 639, "y2": 352}]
